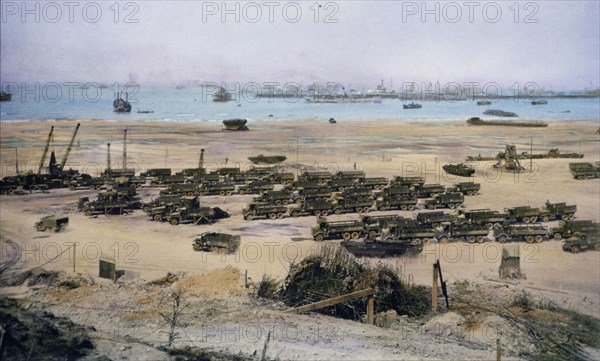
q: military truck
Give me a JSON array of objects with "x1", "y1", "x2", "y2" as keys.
[
  {"x1": 392, "y1": 176, "x2": 425, "y2": 187},
  {"x1": 356, "y1": 177, "x2": 389, "y2": 190},
  {"x1": 268, "y1": 172, "x2": 295, "y2": 185},
  {"x1": 413, "y1": 183, "x2": 446, "y2": 198},
  {"x1": 254, "y1": 190, "x2": 293, "y2": 205},
  {"x1": 541, "y1": 201, "x2": 577, "y2": 221},
  {"x1": 198, "y1": 182, "x2": 235, "y2": 196},
  {"x1": 288, "y1": 200, "x2": 335, "y2": 217},
  {"x1": 569, "y1": 162, "x2": 600, "y2": 180},
  {"x1": 193, "y1": 232, "x2": 240, "y2": 253},
  {"x1": 159, "y1": 183, "x2": 198, "y2": 197},
  {"x1": 327, "y1": 178, "x2": 356, "y2": 191},
  {"x1": 284, "y1": 180, "x2": 320, "y2": 191},
  {"x1": 35, "y1": 215, "x2": 69, "y2": 232},
  {"x1": 458, "y1": 209, "x2": 508, "y2": 229},
  {"x1": 311, "y1": 217, "x2": 364, "y2": 241},
  {"x1": 446, "y1": 182, "x2": 480, "y2": 196},
  {"x1": 140, "y1": 168, "x2": 171, "y2": 178},
  {"x1": 421, "y1": 192, "x2": 464, "y2": 210},
  {"x1": 299, "y1": 171, "x2": 333, "y2": 185},
  {"x1": 152, "y1": 174, "x2": 186, "y2": 185},
  {"x1": 552, "y1": 220, "x2": 599, "y2": 240},
  {"x1": 343, "y1": 187, "x2": 373, "y2": 198},
  {"x1": 444, "y1": 224, "x2": 491, "y2": 243},
  {"x1": 380, "y1": 185, "x2": 413, "y2": 199},
  {"x1": 416, "y1": 211, "x2": 453, "y2": 228},
  {"x1": 505, "y1": 206, "x2": 544, "y2": 223},
  {"x1": 68, "y1": 174, "x2": 107, "y2": 190},
  {"x1": 331, "y1": 196, "x2": 374, "y2": 214},
  {"x1": 237, "y1": 181, "x2": 274, "y2": 195},
  {"x1": 493, "y1": 224, "x2": 549, "y2": 243},
  {"x1": 335, "y1": 170, "x2": 366, "y2": 180},
  {"x1": 562, "y1": 232, "x2": 600, "y2": 253},
  {"x1": 163, "y1": 197, "x2": 218, "y2": 225},
  {"x1": 381, "y1": 225, "x2": 442, "y2": 245},
  {"x1": 294, "y1": 187, "x2": 333, "y2": 203},
  {"x1": 243, "y1": 202, "x2": 288, "y2": 220},
  {"x1": 361, "y1": 215, "x2": 417, "y2": 239},
  {"x1": 78, "y1": 192, "x2": 139, "y2": 216},
  {"x1": 375, "y1": 196, "x2": 418, "y2": 211}
]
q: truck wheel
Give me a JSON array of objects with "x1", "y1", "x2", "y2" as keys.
[
  {"x1": 368, "y1": 230, "x2": 377, "y2": 239},
  {"x1": 187, "y1": 192, "x2": 195, "y2": 197},
  {"x1": 181, "y1": 192, "x2": 187, "y2": 197},
  {"x1": 535, "y1": 235, "x2": 544, "y2": 243},
  {"x1": 438, "y1": 236, "x2": 449, "y2": 244},
  {"x1": 269, "y1": 213, "x2": 277, "y2": 220},
  {"x1": 497, "y1": 235, "x2": 507, "y2": 243},
  {"x1": 239, "y1": 189, "x2": 246, "y2": 195},
  {"x1": 282, "y1": 199, "x2": 289, "y2": 205},
  {"x1": 476, "y1": 236, "x2": 485, "y2": 243},
  {"x1": 522, "y1": 217, "x2": 530, "y2": 224},
  {"x1": 277, "y1": 213, "x2": 284, "y2": 219},
  {"x1": 448, "y1": 203, "x2": 456, "y2": 209},
  {"x1": 343, "y1": 232, "x2": 351, "y2": 240},
  {"x1": 542, "y1": 216, "x2": 550, "y2": 222},
  {"x1": 226, "y1": 191, "x2": 232, "y2": 196},
  {"x1": 571, "y1": 245, "x2": 581, "y2": 254},
  {"x1": 355, "y1": 207, "x2": 362, "y2": 213},
  {"x1": 530, "y1": 216, "x2": 538, "y2": 223},
  {"x1": 486, "y1": 223, "x2": 494, "y2": 230},
  {"x1": 275, "y1": 200, "x2": 282, "y2": 205},
  {"x1": 153, "y1": 214, "x2": 162, "y2": 222},
  {"x1": 314, "y1": 233, "x2": 324, "y2": 242},
  {"x1": 245, "y1": 214, "x2": 254, "y2": 221},
  {"x1": 363, "y1": 207, "x2": 370, "y2": 213},
  {"x1": 169, "y1": 218, "x2": 179, "y2": 226},
  {"x1": 314, "y1": 210, "x2": 321, "y2": 217},
  {"x1": 351, "y1": 232, "x2": 360, "y2": 239},
  {"x1": 526, "y1": 236, "x2": 535, "y2": 243},
  {"x1": 467, "y1": 236, "x2": 476, "y2": 243},
  {"x1": 291, "y1": 211, "x2": 300, "y2": 218},
  {"x1": 427, "y1": 204, "x2": 435, "y2": 210},
  {"x1": 553, "y1": 233, "x2": 562, "y2": 241},
  {"x1": 567, "y1": 214, "x2": 574, "y2": 220},
  {"x1": 413, "y1": 238, "x2": 422, "y2": 245},
  {"x1": 407, "y1": 205, "x2": 415, "y2": 211},
  {"x1": 84, "y1": 209, "x2": 92, "y2": 217},
  {"x1": 45, "y1": 227, "x2": 52, "y2": 233},
  {"x1": 295, "y1": 198, "x2": 302, "y2": 204},
  {"x1": 400, "y1": 205, "x2": 408, "y2": 211},
  {"x1": 219, "y1": 191, "x2": 226, "y2": 196}
]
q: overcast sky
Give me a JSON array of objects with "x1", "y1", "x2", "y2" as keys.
[{"x1": 1, "y1": 0, "x2": 599, "y2": 90}]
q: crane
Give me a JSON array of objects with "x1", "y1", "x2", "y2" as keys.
[
  {"x1": 58, "y1": 123, "x2": 81, "y2": 172},
  {"x1": 107, "y1": 143, "x2": 111, "y2": 174},
  {"x1": 37, "y1": 126, "x2": 54, "y2": 175},
  {"x1": 122, "y1": 129, "x2": 127, "y2": 171},
  {"x1": 196, "y1": 148, "x2": 205, "y2": 182}
]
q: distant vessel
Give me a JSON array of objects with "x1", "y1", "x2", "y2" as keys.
[
  {"x1": 247, "y1": 154, "x2": 287, "y2": 164},
  {"x1": 175, "y1": 85, "x2": 185, "y2": 89},
  {"x1": 213, "y1": 87, "x2": 232, "y2": 102},
  {"x1": 223, "y1": 118, "x2": 249, "y2": 131},
  {"x1": 476, "y1": 100, "x2": 492, "y2": 105},
  {"x1": 137, "y1": 110, "x2": 154, "y2": 114},
  {"x1": 531, "y1": 100, "x2": 548, "y2": 105},
  {"x1": 443, "y1": 163, "x2": 475, "y2": 177},
  {"x1": 0, "y1": 91, "x2": 12, "y2": 101},
  {"x1": 466, "y1": 117, "x2": 548, "y2": 127},
  {"x1": 329, "y1": 118, "x2": 337, "y2": 124},
  {"x1": 403, "y1": 102, "x2": 422, "y2": 109},
  {"x1": 113, "y1": 92, "x2": 131, "y2": 113},
  {"x1": 305, "y1": 95, "x2": 381, "y2": 103},
  {"x1": 483, "y1": 109, "x2": 518, "y2": 117}
]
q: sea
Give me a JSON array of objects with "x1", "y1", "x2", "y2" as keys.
[{"x1": 1, "y1": 85, "x2": 599, "y2": 123}]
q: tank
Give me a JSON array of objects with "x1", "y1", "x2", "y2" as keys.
[
  {"x1": 193, "y1": 232, "x2": 240, "y2": 253},
  {"x1": 223, "y1": 118, "x2": 248, "y2": 131},
  {"x1": 443, "y1": 163, "x2": 475, "y2": 177}
]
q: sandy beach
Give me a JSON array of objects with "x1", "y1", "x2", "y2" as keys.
[{"x1": 1, "y1": 118, "x2": 599, "y2": 359}]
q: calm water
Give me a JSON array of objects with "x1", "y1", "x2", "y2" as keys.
[{"x1": 1, "y1": 85, "x2": 599, "y2": 122}]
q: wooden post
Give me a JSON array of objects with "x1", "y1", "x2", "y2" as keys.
[
  {"x1": 496, "y1": 337, "x2": 501, "y2": 361},
  {"x1": 285, "y1": 288, "x2": 376, "y2": 314},
  {"x1": 260, "y1": 331, "x2": 271, "y2": 361},
  {"x1": 366, "y1": 295, "x2": 375, "y2": 325},
  {"x1": 244, "y1": 270, "x2": 248, "y2": 288},
  {"x1": 432, "y1": 263, "x2": 439, "y2": 311},
  {"x1": 72, "y1": 244, "x2": 76, "y2": 273}
]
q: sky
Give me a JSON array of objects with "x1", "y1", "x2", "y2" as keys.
[{"x1": 1, "y1": 0, "x2": 599, "y2": 90}]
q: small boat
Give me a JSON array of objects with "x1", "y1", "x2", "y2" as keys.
[
  {"x1": 329, "y1": 118, "x2": 337, "y2": 124},
  {"x1": 476, "y1": 100, "x2": 492, "y2": 106},
  {"x1": 482, "y1": 109, "x2": 518, "y2": 117},
  {"x1": 247, "y1": 154, "x2": 287, "y2": 164},
  {"x1": 113, "y1": 92, "x2": 131, "y2": 113},
  {"x1": 531, "y1": 100, "x2": 548, "y2": 105},
  {"x1": 223, "y1": 118, "x2": 249, "y2": 131},
  {"x1": 443, "y1": 163, "x2": 475, "y2": 177},
  {"x1": 403, "y1": 102, "x2": 422, "y2": 109},
  {"x1": 213, "y1": 87, "x2": 232, "y2": 102},
  {"x1": 137, "y1": 110, "x2": 154, "y2": 114},
  {"x1": 175, "y1": 85, "x2": 185, "y2": 89},
  {"x1": 466, "y1": 117, "x2": 547, "y2": 127},
  {"x1": 0, "y1": 91, "x2": 12, "y2": 102}
]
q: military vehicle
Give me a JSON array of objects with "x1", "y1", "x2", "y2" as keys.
[
  {"x1": 493, "y1": 224, "x2": 549, "y2": 243},
  {"x1": 413, "y1": 184, "x2": 446, "y2": 198},
  {"x1": 140, "y1": 168, "x2": 172, "y2": 178},
  {"x1": 505, "y1": 206, "x2": 544, "y2": 223},
  {"x1": 562, "y1": 233, "x2": 600, "y2": 253},
  {"x1": 541, "y1": 201, "x2": 577, "y2": 221},
  {"x1": 159, "y1": 183, "x2": 198, "y2": 197},
  {"x1": 150, "y1": 173, "x2": 186, "y2": 185},
  {"x1": 299, "y1": 171, "x2": 333, "y2": 185},
  {"x1": 68, "y1": 174, "x2": 107, "y2": 190},
  {"x1": 335, "y1": 170, "x2": 366, "y2": 180},
  {"x1": 391, "y1": 176, "x2": 425, "y2": 187},
  {"x1": 35, "y1": 215, "x2": 69, "y2": 232},
  {"x1": 343, "y1": 187, "x2": 374, "y2": 198},
  {"x1": 311, "y1": 217, "x2": 364, "y2": 241},
  {"x1": 143, "y1": 194, "x2": 186, "y2": 221},
  {"x1": 284, "y1": 180, "x2": 320, "y2": 191},
  {"x1": 78, "y1": 191, "x2": 140, "y2": 216},
  {"x1": 268, "y1": 172, "x2": 295, "y2": 185},
  {"x1": 569, "y1": 162, "x2": 600, "y2": 180},
  {"x1": 447, "y1": 182, "x2": 480, "y2": 196},
  {"x1": 375, "y1": 196, "x2": 418, "y2": 211},
  {"x1": 380, "y1": 185, "x2": 414, "y2": 198},
  {"x1": 422, "y1": 192, "x2": 464, "y2": 210},
  {"x1": 254, "y1": 190, "x2": 293, "y2": 205},
  {"x1": 331, "y1": 196, "x2": 374, "y2": 214},
  {"x1": 416, "y1": 211, "x2": 453, "y2": 228},
  {"x1": 243, "y1": 202, "x2": 288, "y2": 220},
  {"x1": 356, "y1": 177, "x2": 389, "y2": 190},
  {"x1": 223, "y1": 118, "x2": 248, "y2": 130},
  {"x1": 443, "y1": 163, "x2": 475, "y2": 177},
  {"x1": 552, "y1": 220, "x2": 599, "y2": 240},
  {"x1": 237, "y1": 181, "x2": 274, "y2": 195},
  {"x1": 164, "y1": 197, "x2": 218, "y2": 225},
  {"x1": 458, "y1": 209, "x2": 507, "y2": 228},
  {"x1": 327, "y1": 178, "x2": 356, "y2": 191},
  {"x1": 193, "y1": 232, "x2": 240, "y2": 253},
  {"x1": 361, "y1": 215, "x2": 417, "y2": 239},
  {"x1": 294, "y1": 187, "x2": 333, "y2": 203},
  {"x1": 442, "y1": 224, "x2": 491, "y2": 243},
  {"x1": 198, "y1": 182, "x2": 235, "y2": 196},
  {"x1": 247, "y1": 154, "x2": 286, "y2": 164},
  {"x1": 381, "y1": 225, "x2": 442, "y2": 245},
  {"x1": 288, "y1": 200, "x2": 335, "y2": 217}
]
